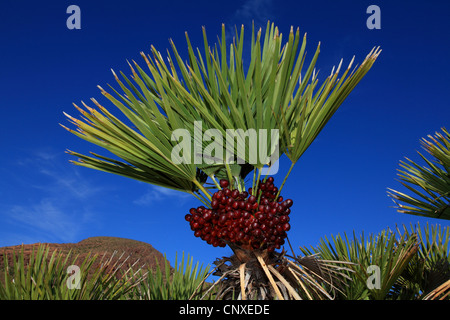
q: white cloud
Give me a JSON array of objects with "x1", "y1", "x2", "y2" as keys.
[
  {"x1": 228, "y1": 0, "x2": 275, "y2": 30},
  {"x1": 133, "y1": 185, "x2": 190, "y2": 206},
  {"x1": 15, "y1": 149, "x2": 106, "y2": 200},
  {"x1": 223, "y1": 0, "x2": 276, "y2": 68},
  {"x1": 7, "y1": 199, "x2": 84, "y2": 243},
  {"x1": 38, "y1": 166, "x2": 103, "y2": 200},
  {"x1": 2, "y1": 149, "x2": 102, "y2": 245}
]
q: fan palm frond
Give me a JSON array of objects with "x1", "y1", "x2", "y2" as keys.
[
  {"x1": 62, "y1": 22, "x2": 380, "y2": 199},
  {"x1": 388, "y1": 128, "x2": 450, "y2": 220},
  {"x1": 301, "y1": 228, "x2": 419, "y2": 300}
]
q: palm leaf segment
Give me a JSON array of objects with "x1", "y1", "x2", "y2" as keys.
[
  {"x1": 388, "y1": 128, "x2": 450, "y2": 220},
  {"x1": 62, "y1": 22, "x2": 380, "y2": 198}
]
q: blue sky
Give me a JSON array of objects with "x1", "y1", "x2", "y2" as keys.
[{"x1": 1, "y1": 0, "x2": 449, "y2": 269}]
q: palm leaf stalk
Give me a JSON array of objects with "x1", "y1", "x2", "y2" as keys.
[
  {"x1": 62, "y1": 22, "x2": 380, "y2": 299},
  {"x1": 388, "y1": 128, "x2": 450, "y2": 220}
]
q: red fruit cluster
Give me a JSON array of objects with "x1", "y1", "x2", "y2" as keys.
[{"x1": 185, "y1": 177, "x2": 293, "y2": 252}]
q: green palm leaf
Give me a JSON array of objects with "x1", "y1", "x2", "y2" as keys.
[
  {"x1": 301, "y1": 228, "x2": 419, "y2": 300},
  {"x1": 62, "y1": 21, "x2": 380, "y2": 200},
  {"x1": 0, "y1": 244, "x2": 144, "y2": 300},
  {"x1": 388, "y1": 128, "x2": 450, "y2": 220}
]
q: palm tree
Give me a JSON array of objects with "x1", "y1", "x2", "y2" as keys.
[
  {"x1": 388, "y1": 128, "x2": 450, "y2": 220},
  {"x1": 301, "y1": 223, "x2": 450, "y2": 300},
  {"x1": 393, "y1": 223, "x2": 450, "y2": 300},
  {"x1": 61, "y1": 21, "x2": 380, "y2": 299}
]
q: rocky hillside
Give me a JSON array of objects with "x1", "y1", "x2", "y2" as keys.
[{"x1": 0, "y1": 236, "x2": 170, "y2": 276}]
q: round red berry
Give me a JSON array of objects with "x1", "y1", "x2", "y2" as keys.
[{"x1": 219, "y1": 179, "x2": 229, "y2": 188}]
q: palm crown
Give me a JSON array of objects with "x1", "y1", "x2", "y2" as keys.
[
  {"x1": 61, "y1": 21, "x2": 381, "y2": 300},
  {"x1": 62, "y1": 22, "x2": 380, "y2": 202}
]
